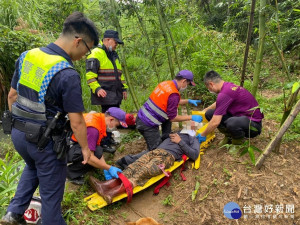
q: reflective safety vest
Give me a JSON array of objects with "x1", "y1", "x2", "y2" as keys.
[
  {"x1": 12, "y1": 48, "x2": 72, "y2": 121},
  {"x1": 71, "y1": 113, "x2": 107, "y2": 146},
  {"x1": 140, "y1": 81, "x2": 180, "y2": 125},
  {"x1": 86, "y1": 47, "x2": 125, "y2": 91}
]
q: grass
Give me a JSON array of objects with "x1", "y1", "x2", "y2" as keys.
[
  {"x1": 0, "y1": 145, "x2": 25, "y2": 218},
  {"x1": 62, "y1": 182, "x2": 110, "y2": 225}
]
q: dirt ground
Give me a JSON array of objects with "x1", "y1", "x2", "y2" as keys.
[{"x1": 81, "y1": 115, "x2": 299, "y2": 225}]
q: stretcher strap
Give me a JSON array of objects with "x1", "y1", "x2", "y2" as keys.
[
  {"x1": 153, "y1": 171, "x2": 171, "y2": 195},
  {"x1": 118, "y1": 173, "x2": 133, "y2": 203},
  {"x1": 180, "y1": 155, "x2": 188, "y2": 181}
]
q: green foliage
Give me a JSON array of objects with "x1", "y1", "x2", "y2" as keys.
[
  {"x1": 121, "y1": 130, "x2": 142, "y2": 144},
  {"x1": 0, "y1": 25, "x2": 46, "y2": 111},
  {"x1": 162, "y1": 194, "x2": 174, "y2": 206},
  {"x1": 0, "y1": 151, "x2": 25, "y2": 217},
  {"x1": 224, "y1": 140, "x2": 262, "y2": 165},
  {"x1": 191, "y1": 181, "x2": 200, "y2": 201},
  {"x1": 0, "y1": 0, "x2": 42, "y2": 29},
  {"x1": 62, "y1": 183, "x2": 110, "y2": 224},
  {"x1": 38, "y1": 0, "x2": 84, "y2": 34}
]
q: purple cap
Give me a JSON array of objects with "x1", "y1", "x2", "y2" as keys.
[
  {"x1": 176, "y1": 70, "x2": 196, "y2": 86},
  {"x1": 106, "y1": 107, "x2": 128, "y2": 128}
]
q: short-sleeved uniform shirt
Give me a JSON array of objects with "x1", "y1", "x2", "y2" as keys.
[
  {"x1": 214, "y1": 82, "x2": 264, "y2": 122},
  {"x1": 11, "y1": 43, "x2": 85, "y2": 123}
]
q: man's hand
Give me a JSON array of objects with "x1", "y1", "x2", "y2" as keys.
[
  {"x1": 191, "y1": 115, "x2": 203, "y2": 123},
  {"x1": 123, "y1": 91, "x2": 127, "y2": 100},
  {"x1": 97, "y1": 89, "x2": 107, "y2": 97},
  {"x1": 169, "y1": 133, "x2": 181, "y2": 144},
  {"x1": 81, "y1": 147, "x2": 91, "y2": 164},
  {"x1": 188, "y1": 99, "x2": 201, "y2": 106},
  {"x1": 108, "y1": 166, "x2": 123, "y2": 179},
  {"x1": 196, "y1": 134, "x2": 206, "y2": 144}
]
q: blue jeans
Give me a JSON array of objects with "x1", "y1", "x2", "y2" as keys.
[{"x1": 7, "y1": 128, "x2": 67, "y2": 225}]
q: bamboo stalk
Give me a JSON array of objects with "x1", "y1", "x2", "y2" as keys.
[
  {"x1": 240, "y1": 0, "x2": 256, "y2": 87},
  {"x1": 109, "y1": 0, "x2": 140, "y2": 111},
  {"x1": 251, "y1": 0, "x2": 267, "y2": 97},
  {"x1": 155, "y1": 0, "x2": 175, "y2": 79},
  {"x1": 256, "y1": 98, "x2": 300, "y2": 169}
]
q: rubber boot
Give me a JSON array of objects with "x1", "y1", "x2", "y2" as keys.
[
  {"x1": 217, "y1": 127, "x2": 232, "y2": 146},
  {"x1": 89, "y1": 176, "x2": 125, "y2": 204},
  {"x1": 102, "y1": 182, "x2": 127, "y2": 204},
  {"x1": 232, "y1": 138, "x2": 245, "y2": 145},
  {"x1": 218, "y1": 136, "x2": 232, "y2": 146},
  {"x1": 89, "y1": 176, "x2": 121, "y2": 192}
]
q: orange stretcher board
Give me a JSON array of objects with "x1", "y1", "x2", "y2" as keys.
[{"x1": 84, "y1": 111, "x2": 215, "y2": 211}]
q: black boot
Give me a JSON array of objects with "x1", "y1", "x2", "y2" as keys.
[
  {"x1": 101, "y1": 132, "x2": 116, "y2": 154},
  {"x1": 102, "y1": 145, "x2": 116, "y2": 154},
  {"x1": 0, "y1": 211, "x2": 27, "y2": 225}
]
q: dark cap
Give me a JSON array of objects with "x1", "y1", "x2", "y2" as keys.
[
  {"x1": 106, "y1": 107, "x2": 127, "y2": 128},
  {"x1": 103, "y1": 30, "x2": 124, "y2": 44},
  {"x1": 175, "y1": 70, "x2": 196, "y2": 86}
]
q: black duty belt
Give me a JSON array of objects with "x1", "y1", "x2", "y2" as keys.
[{"x1": 13, "y1": 119, "x2": 27, "y2": 132}]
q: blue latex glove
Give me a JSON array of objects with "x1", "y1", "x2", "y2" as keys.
[
  {"x1": 188, "y1": 99, "x2": 201, "y2": 106},
  {"x1": 103, "y1": 170, "x2": 113, "y2": 180},
  {"x1": 196, "y1": 134, "x2": 206, "y2": 144},
  {"x1": 191, "y1": 115, "x2": 203, "y2": 123},
  {"x1": 108, "y1": 166, "x2": 123, "y2": 179}
]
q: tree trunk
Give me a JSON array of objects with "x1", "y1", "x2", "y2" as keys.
[
  {"x1": 110, "y1": 0, "x2": 140, "y2": 111},
  {"x1": 255, "y1": 97, "x2": 300, "y2": 169},
  {"x1": 240, "y1": 0, "x2": 256, "y2": 87},
  {"x1": 130, "y1": 0, "x2": 160, "y2": 82},
  {"x1": 251, "y1": 0, "x2": 267, "y2": 97},
  {"x1": 155, "y1": 0, "x2": 175, "y2": 79}
]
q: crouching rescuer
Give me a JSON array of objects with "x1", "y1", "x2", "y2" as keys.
[{"x1": 67, "y1": 107, "x2": 127, "y2": 184}]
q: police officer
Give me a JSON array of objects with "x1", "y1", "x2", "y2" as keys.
[
  {"x1": 85, "y1": 30, "x2": 128, "y2": 152},
  {"x1": 1, "y1": 12, "x2": 98, "y2": 225}
]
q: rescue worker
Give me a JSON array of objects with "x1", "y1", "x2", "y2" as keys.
[
  {"x1": 116, "y1": 70, "x2": 203, "y2": 169},
  {"x1": 85, "y1": 30, "x2": 127, "y2": 152},
  {"x1": 67, "y1": 107, "x2": 127, "y2": 185},
  {"x1": 196, "y1": 70, "x2": 264, "y2": 146},
  {"x1": 89, "y1": 132, "x2": 200, "y2": 204},
  {"x1": 1, "y1": 12, "x2": 98, "y2": 225}
]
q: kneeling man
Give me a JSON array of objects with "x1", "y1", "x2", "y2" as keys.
[
  {"x1": 67, "y1": 107, "x2": 127, "y2": 184},
  {"x1": 197, "y1": 70, "x2": 264, "y2": 146}
]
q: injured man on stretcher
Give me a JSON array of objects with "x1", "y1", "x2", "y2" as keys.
[{"x1": 89, "y1": 131, "x2": 200, "y2": 204}]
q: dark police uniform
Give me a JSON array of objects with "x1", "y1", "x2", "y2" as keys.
[{"x1": 7, "y1": 43, "x2": 84, "y2": 225}]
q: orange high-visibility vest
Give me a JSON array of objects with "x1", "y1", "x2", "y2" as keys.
[
  {"x1": 140, "y1": 81, "x2": 180, "y2": 126},
  {"x1": 149, "y1": 81, "x2": 180, "y2": 112},
  {"x1": 71, "y1": 113, "x2": 107, "y2": 146}
]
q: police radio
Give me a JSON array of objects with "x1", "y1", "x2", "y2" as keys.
[{"x1": 1, "y1": 110, "x2": 12, "y2": 134}]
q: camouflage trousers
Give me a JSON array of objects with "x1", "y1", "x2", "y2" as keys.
[{"x1": 123, "y1": 149, "x2": 175, "y2": 187}]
